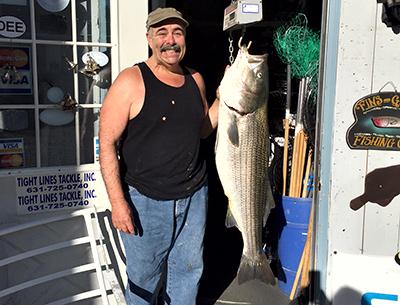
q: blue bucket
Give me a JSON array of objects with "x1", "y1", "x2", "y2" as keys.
[{"x1": 277, "y1": 196, "x2": 312, "y2": 295}]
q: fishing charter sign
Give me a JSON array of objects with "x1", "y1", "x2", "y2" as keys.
[
  {"x1": 15, "y1": 170, "x2": 99, "y2": 215},
  {"x1": 347, "y1": 91, "x2": 400, "y2": 150}
]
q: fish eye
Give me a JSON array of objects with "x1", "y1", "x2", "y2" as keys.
[{"x1": 256, "y1": 72, "x2": 263, "y2": 78}]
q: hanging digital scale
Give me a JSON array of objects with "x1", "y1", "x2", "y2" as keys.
[{"x1": 223, "y1": 0, "x2": 263, "y2": 31}]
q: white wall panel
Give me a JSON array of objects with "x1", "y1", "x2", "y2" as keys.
[
  {"x1": 326, "y1": 0, "x2": 400, "y2": 299},
  {"x1": 330, "y1": 253, "x2": 400, "y2": 305},
  {"x1": 328, "y1": 0, "x2": 377, "y2": 256},
  {"x1": 118, "y1": 0, "x2": 148, "y2": 70},
  {"x1": 363, "y1": 4, "x2": 400, "y2": 256}
]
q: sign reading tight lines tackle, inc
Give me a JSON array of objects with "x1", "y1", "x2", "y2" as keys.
[{"x1": 15, "y1": 171, "x2": 98, "y2": 215}]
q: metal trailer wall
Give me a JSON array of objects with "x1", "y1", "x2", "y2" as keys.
[{"x1": 317, "y1": 0, "x2": 400, "y2": 304}]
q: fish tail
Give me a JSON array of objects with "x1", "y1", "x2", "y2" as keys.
[{"x1": 237, "y1": 254, "x2": 276, "y2": 285}]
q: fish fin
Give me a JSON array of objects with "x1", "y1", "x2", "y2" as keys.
[
  {"x1": 263, "y1": 180, "x2": 275, "y2": 226},
  {"x1": 225, "y1": 204, "x2": 238, "y2": 228},
  {"x1": 214, "y1": 128, "x2": 219, "y2": 154},
  {"x1": 263, "y1": 206, "x2": 271, "y2": 227},
  {"x1": 237, "y1": 254, "x2": 276, "y2": 285},
  {"x1": 227, "y1": 117, "x2": 239, "y2": 147}
]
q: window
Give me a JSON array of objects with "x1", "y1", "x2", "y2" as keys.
[{"x1": 0, "y1": 0, "x2": 115, "y2": 171}]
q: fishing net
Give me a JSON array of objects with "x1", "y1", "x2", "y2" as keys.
[
  {"x1": 273, "y1": 14, "x2": 320, "y2": 82},
  {"x1": 303, "y1": 73, "x2": 319, "y2": 146},
  {"x1": 273, "y1": 14, "x2": 321, "y2": 144}
]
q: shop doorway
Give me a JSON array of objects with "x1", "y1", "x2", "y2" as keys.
[{"x1": 151, "y1": 1, "x2": 323, "y2": 304}]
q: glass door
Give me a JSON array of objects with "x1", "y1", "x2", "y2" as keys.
[{"x1": 0, "y1": 0, "x2": 117, "y2": 171}]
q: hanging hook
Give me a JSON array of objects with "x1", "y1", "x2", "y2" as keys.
[
  {"x1": 378, "y1": 81, "x2": 398, "y2": 92},
  {"x1": 238, "y1": 36, "x2": 252, "y2": 50},
  {"x1": 238, "y1": 36, "x2": 243, "y2": 48},
  {"x1": 238, "y1": 25, "x2": 251, "y2": 50}
]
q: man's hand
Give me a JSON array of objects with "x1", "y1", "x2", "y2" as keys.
[{"x1": 111, "y1": 200, "x2": 135, "y2": 234}]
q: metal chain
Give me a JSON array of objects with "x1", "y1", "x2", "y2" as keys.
[
  {"x1": 227, "y1": 0, "x2": 237, "y2": 65},
  {"x1": 228, "y1": 36, "x2": 234, "y2": 65}
]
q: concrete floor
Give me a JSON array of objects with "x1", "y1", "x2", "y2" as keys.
[{"x1": 214, "y1": 278, "x2": 289, "y2": 305}]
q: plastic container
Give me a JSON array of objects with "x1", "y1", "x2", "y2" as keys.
[{"x1": 277, "y1": 196, "x2": 312, "y2": 295}]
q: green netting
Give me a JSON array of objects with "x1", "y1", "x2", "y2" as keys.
[{"x1": 273, "y1": 14, "x2": 320, "y2": 81}]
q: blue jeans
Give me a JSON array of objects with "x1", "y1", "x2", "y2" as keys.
[{"x1": 120, "y1": 184, "x2": 208, "y2": 305}]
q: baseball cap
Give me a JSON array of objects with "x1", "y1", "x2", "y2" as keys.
[{"x1": 146, "y1": 7, "x2": 189, "y2": 30}]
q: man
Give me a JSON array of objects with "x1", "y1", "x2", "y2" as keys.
[{"x1": 99, "y1": 7, "x2": 219, "y2": 305}]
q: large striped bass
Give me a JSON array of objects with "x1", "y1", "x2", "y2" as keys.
[{"x1": 215, "y1": 44, "x2": 275, "y2": 285}]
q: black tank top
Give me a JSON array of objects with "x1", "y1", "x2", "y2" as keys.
[{"x1": 119, "y1": 62, "x2": 207, "y2": 200}]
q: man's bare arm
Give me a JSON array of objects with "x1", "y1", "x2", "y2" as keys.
[
  {"x1": 191, "y1": 71, "x2": 219, "y2": 138},
  {"x1": 99, "y1": 68, "x2": 141, "y2": 234}
]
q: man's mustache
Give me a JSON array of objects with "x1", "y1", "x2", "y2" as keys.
[{"x1": 160, "y1": 44, "x2": 181, "y2": 52}]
